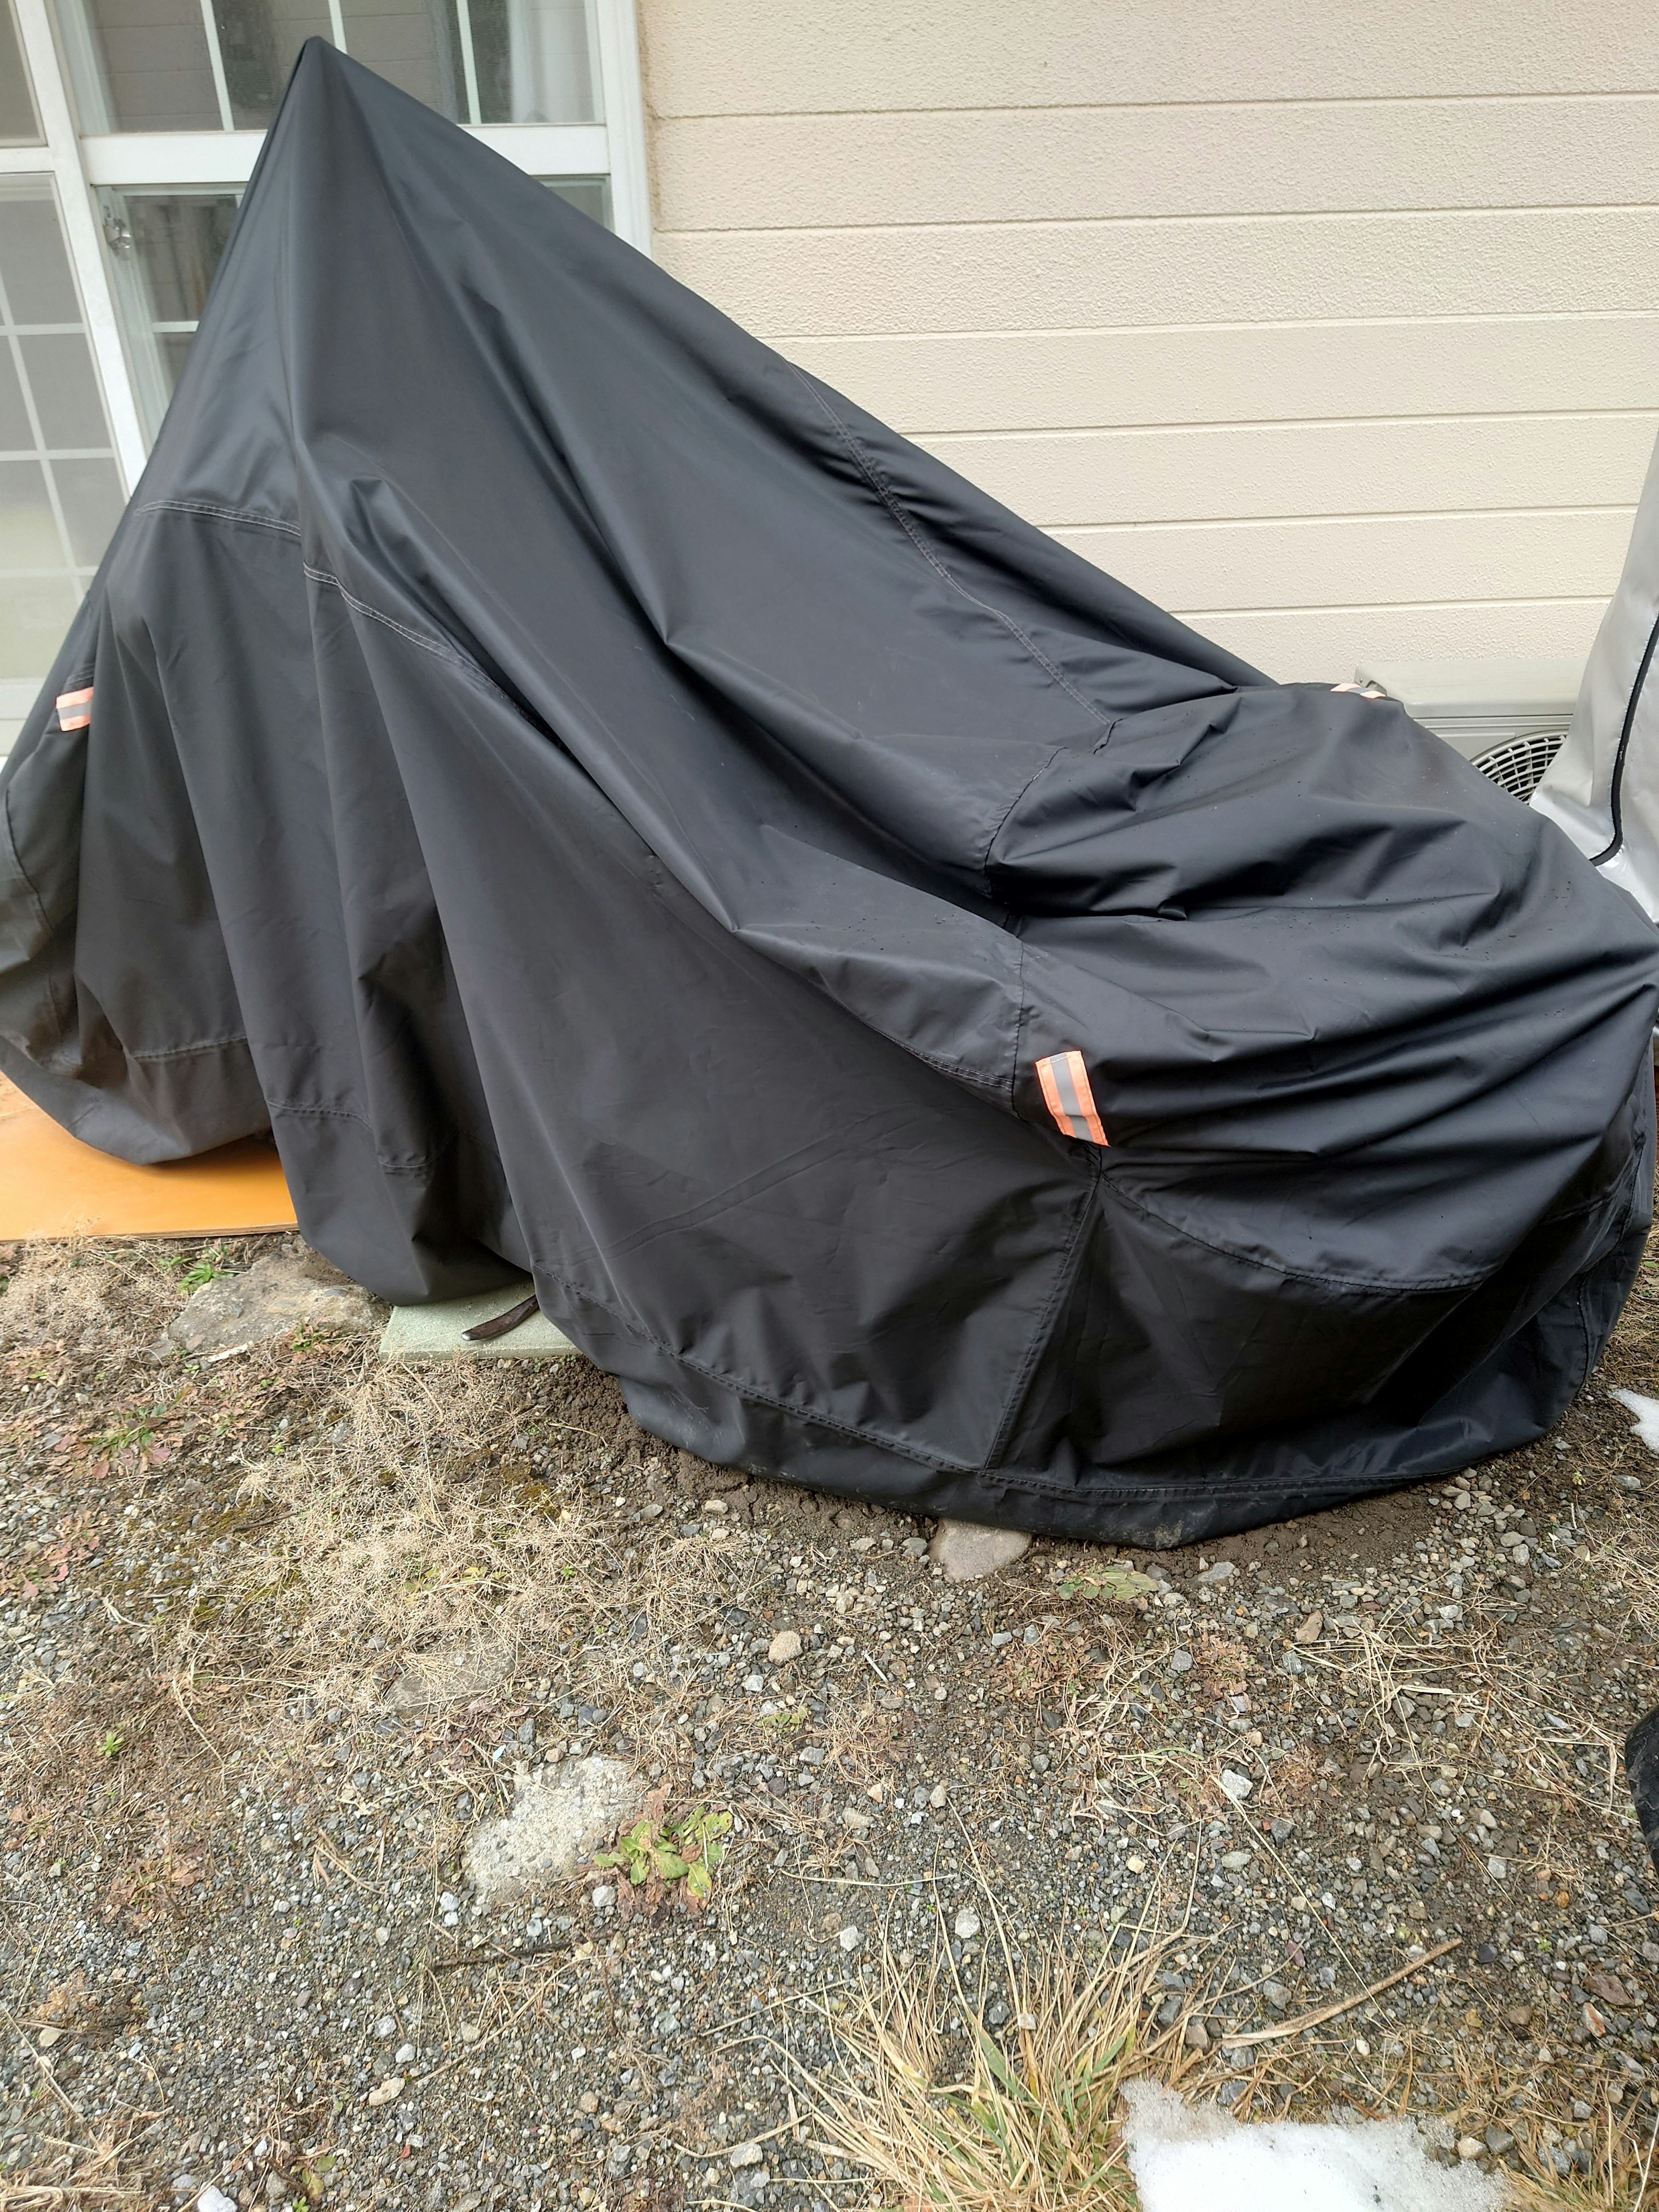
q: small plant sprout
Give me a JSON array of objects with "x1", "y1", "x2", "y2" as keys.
[{"x1": 594, "y1": 1804, "x2": 731, "y2": 1904}]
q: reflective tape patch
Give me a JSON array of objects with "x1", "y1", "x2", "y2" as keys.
[
  {"x1": 55, "y1": 686, "x2": 92, "y2": 731},
  {"x1": 1036, "y1": 1050, "x2": 1107, "y2": 1145}
]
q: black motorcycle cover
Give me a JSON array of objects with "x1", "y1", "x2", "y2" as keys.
[{"x1": 3, "y1": 43, "x2": 1656, "y2": 1544}]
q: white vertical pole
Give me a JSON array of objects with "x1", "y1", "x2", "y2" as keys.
[
  {"x1": 325, "y1": 0, "x2": 346, "y2": 53},
  {"x1": 9, "y1": 0, "x2": 148, "y2": 484},
  {"x1": 594, "y1": 0, "x2": 649, "y2": 255},
  {"x1": 195, "y1": 0, "x2": 235, "y2": 132},
  {"x1": 453, "y1": 0, "x2": 482, "y2": 126}
]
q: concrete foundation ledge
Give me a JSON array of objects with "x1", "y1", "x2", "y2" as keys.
[{"x1": 378, "y1": 1281, "x2": 578, "y2": 1362}]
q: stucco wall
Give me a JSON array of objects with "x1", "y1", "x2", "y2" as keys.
[{"x1": 640, "y1": 0, "x2": 1659, "y2": 680}]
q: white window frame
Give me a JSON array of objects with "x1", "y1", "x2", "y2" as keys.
[{"x1": 0, "y1": 0, "x2": 652, "y2": 497}]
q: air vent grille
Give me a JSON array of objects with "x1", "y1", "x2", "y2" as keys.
[{"x1": 1469, "y1": 729, "x2": 1567, "y2": 803}]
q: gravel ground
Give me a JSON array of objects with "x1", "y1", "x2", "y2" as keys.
[{"x1": 4, "y1": 1230, "x2": 1659, "y2": 2207}]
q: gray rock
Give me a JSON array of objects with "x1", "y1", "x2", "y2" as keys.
[
  {"x1": 1170, "y1": 1649, "x2": 1194, "y2": 1673},
  {"x1": 464, "y1": 1755, "x2": 645, "y2": 1906},
  {"x1": 767, "y1": 1630, "x2": 802, "y2": 1663},
  {"x1": 928, "y1": 1521, "x2": 1032, "y2": 1583},
  {"x1": 168, "y1": 1251, "x2": 378, "y2": 1356},
  {"x1": 730, "y1": 2142, "x2": 765, "y2": 2168}
]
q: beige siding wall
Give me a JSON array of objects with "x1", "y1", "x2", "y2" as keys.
[{"x1": 639, "y1": 0, "x2": 1659, "y2": 680}]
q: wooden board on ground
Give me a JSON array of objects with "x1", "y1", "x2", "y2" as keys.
[{"x1": 0, "y1": 1071, "x2": 296, "y2": 1240}]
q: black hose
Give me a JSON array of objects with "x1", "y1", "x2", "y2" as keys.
[{"x1": 1589, "y1": 605, "x2": 1659, "y2": 867}]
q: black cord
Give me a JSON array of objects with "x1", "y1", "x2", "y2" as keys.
[{"x1": 1589, "y1": 604, "x2": 1659, "y2": 867}]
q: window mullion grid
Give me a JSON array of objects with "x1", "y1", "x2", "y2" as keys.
[
  {"x1": 9, "y1": 0, "x2": 147, "y2": 482},
  {"x1": 0, "y1": 265, "x2": 82, "y2": 589}
]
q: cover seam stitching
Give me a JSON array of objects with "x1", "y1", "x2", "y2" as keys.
[{"x1": 784, "y1": 363, "x2": 1110, "y2": 730}]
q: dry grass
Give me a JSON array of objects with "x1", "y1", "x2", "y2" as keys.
[
  {"x1": 0, "y1": 1237, "x2": 179, "y2": 1357},
  {"x1": 190, "y1": 1350, "x2": 737, "y2": 1735},
  {"x1": 802, "y1": 1910, "x2": 1180, "y2": 2210}
]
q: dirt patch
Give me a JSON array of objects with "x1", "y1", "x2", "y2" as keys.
[{"x1": 0, "y1": 1234, "x2": 1657, "y2": 2209}]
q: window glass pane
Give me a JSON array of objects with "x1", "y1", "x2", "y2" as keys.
[
  {"x1": 0, "y1": 455, "x2": 58, "y2": 564},
  {"x1": 19, "y1": 333, "x2": 108, "y2": 448},
  {"x1": 55, "y1": 456, "x2": 127, "y2": 565},
  {"x1": 0, "y1": 192, "x2": 79, "y2": 321},
  {"x1": 100, "y1": 187, "x2": 239, "y2": 437},
  {"x1": 105, "y1": 187, "x2": 238, "y2": 322},
  {"x1": 59, "y1": 0, "x2": 597, "y2": 128},
  {"x1": 543, "y1": 173, "x2": 606, "y2": 226},
  {"x1": 215, "y1": 0, "x2": 331, "y2": 127},
  {"x1": 335, "y1": 0, "x2": 458, "y2": 117},
  {"x1": 0, "y1": 181, "x2": 123, "y2": 709},
  {"x1": 0, "y1": 345, "x2": 28, "y2": 448},
  {"x1": 0, "y1": 575, "x2": 79, "y2": 678},
  {"x1": 0, "y1": 0, "x2": 42, "y2": 142},
  {"x1": 58, "y1": 0, "x2": 224, "y2": 130},
  {"x1": 474, "y1": 0, "x2": 597, "y2": 123}
]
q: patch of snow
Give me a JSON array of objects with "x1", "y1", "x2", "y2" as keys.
[
  {"x1": 1611, "y1": 1389, "x2": 1659, "y2": 1455},
  {"x1": 1121, "y1": 2081, "x2": 1505, "y2": 2212}
]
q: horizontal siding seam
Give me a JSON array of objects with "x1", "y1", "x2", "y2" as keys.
[
  {"x1": 652, "y1": 92, "x2": 1659, "y2": 125},
  {"x1": 780, "y1": 311, "x2": 1659, "y2": 342},
  {"x1": 1167, "y1": 593, "x2": 1614, "y2": 617},
  {"x1": 655, "y1": 204, "x2": 1659, "y2": 242},
  {"x1": 921, "y1": 411, "x2": 1659, "y2": 445},
  {"x1": 1054, "y1": 506, "x2": 1640, "y2": 531},
  {"x1": 662, "y1": 201, "x2": 1659, "y2": 237}
]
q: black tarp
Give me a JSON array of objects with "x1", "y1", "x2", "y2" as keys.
[{"x1": 3, "y1": 43, "x2": 1657, "y2": 1545}]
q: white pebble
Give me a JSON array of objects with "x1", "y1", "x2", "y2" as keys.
[
  {"x1": 838, "y1": 1925, "x2": 862, "y2": 1951},
  {"x1": 954, "y1": 1907, "x2": 982, "y2": 1941}
]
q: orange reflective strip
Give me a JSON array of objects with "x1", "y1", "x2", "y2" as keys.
[
  {"x1": 1063, "y1": 1049, "x2": 1108, "y2": 1145},
  {"x1": 1036, "y1": 1055, "x2": 1069, "y2": 1135},
  {"x1": 55, "y1": 686, "x2": 92, "y2": 731},
  {"x1": 1035, "y1": 1051, "x2": 1109, "y2": 1146}
]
